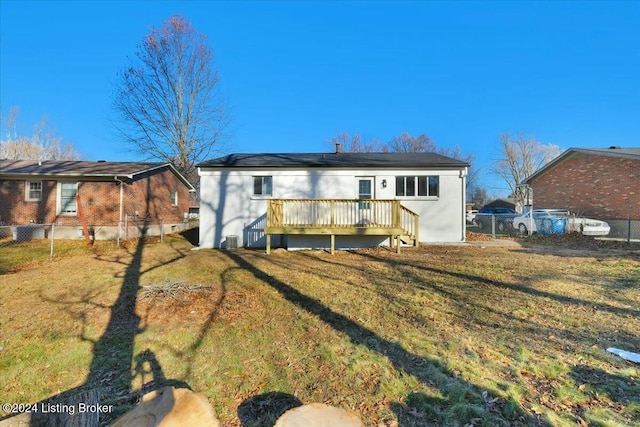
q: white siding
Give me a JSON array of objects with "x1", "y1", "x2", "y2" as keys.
[{"x1": 198, "y1": 167, "x2": 466, "y2": 249}]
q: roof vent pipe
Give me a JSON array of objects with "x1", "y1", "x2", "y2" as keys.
[{"x1": 335, "y1": 142, "x2": 341, "y2": 154}]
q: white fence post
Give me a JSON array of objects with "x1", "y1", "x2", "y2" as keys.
[
  {"x1": 50, "y1": 224, "x2": 55, "y2": 257},
  {"x1": 491, "y1": 214, "x2": 496, "y2": 239}
]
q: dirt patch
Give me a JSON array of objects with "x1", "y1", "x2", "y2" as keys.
[
  {"x1": 466, "y1": 231, "x2": 496, "y2": 242},
  {"x1": 467, "y1": 230, "x2": 640, "y2": 258},
  {"x1": 137, "y1": 284, "x2": 259, "y2": 326},
  {"x1": 518, "y1": 233, "x2": 640, "y2": 258}
]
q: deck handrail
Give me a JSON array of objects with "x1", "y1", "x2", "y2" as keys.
[
  {"x1": 265, "y1": 198, "x2": 419, "y2": 254},
  {"x1": 267, "y1": 198, "x2": 418, "y2": 235},
  {"x1": 400, "y1": 204, "x2": 420, "y2": 243}
]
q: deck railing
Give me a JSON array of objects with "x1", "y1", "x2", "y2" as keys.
[
  {"x1": 400, "y1": 204, "x2": 420, "y2": 244},
  {"x1": 265, "y1": 199, "x2": 419, "y2": 253}
]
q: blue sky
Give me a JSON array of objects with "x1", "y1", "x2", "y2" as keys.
[{"x1": 1, "y1": 0, "x2": 639, "y2": 195}]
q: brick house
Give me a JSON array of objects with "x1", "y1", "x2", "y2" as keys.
[
  {"x1": 0, "y1": 160, "x2": 195, "y2": 239},
  {"x1": 523, "y1": 147, "x2": 640, "y2": 238}
]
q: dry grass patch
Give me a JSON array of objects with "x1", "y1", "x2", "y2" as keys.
[{"x1": 1, "y1": 235, "x2": 639, "y2": 426}]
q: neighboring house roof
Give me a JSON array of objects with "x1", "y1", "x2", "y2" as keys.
[
  {"x1": 0, "y1": 160, "x2": 195, "y2": 191},
  {"x1": 523, "y1": 147, "x2": 640, "y2": 184},
  {"x1": 483, "y1": 198, "x2": 518, "y2": 209},
  {"x1": 198, "y1": 152, "x2": 470, "y2": 169}
]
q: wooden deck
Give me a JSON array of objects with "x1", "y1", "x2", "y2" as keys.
[{"x1": 264, "y1": 199, "x2": 419, "y2": 254}]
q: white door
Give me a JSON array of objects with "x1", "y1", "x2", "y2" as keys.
[{"x1": 356, "y1": 177, "x2": 374, "y2": 224}]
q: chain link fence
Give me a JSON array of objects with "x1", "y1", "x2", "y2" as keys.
[
  {"x1": 469, "y1": 214, "x2": 640, "y2": 242},
  {"x1": 0, "y1": 214, "x2": 198, "y2": 256},
  {"x1": 605, "y1": 217, "x2": 640, "y2": 242}
]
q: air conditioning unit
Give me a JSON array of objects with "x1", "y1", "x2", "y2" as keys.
[
  {"x1": 14, "y1": 225, "x2": 45, "y2": 241},
  {"x1": 226, "y1": 235, "x2": 239, "y2": 250}
]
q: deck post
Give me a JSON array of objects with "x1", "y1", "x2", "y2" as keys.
[
  {"x1": 414, "y1": 214, "x2": 420, "y2": 246},
  {"x1": 265, "y1": 199, "x2": 271, "y2": 254},
  {"x1": 330, "y1": 234, "x2": 335, "y2": 255},
  {"x1": 392, "y1": 200, "x2": 400, "y2": 228},
  {"x1": 396, "y1": 235, "x2": 401, "y2": 254}
]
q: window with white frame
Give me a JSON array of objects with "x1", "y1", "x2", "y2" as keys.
[
  {"x1": 26, "y1": 181, "x2": 42, "y2": 201},
  {"x1": 253, "y1": 176, "x2": 272, "y2": 196},
  {"x1": 170, "y1": 191, "x2": 178, "y2": 206},
  {"x1": 395, "y1": 176, "x2": 439, "y2": 197},
  {"x1": 59, "y1": 182, "x2": 78, "y2": 214}
]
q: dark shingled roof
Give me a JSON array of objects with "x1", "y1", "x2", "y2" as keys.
[
  {"x1": 0, "y1": 160, "x2": 195, "y2": 190},
  {"x1": 198, "y1": 152, "x2": 469, "y2": 169}
]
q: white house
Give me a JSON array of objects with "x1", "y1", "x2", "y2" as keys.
[{"x1": 197, "y1": 151, "x2": 469, "y2": 251}]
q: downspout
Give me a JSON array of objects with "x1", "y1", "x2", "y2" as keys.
[
  {"x1": 114, "y1": 176, "x2": 124, "y2": 245},
  {"x1": 460, "y1": 168, "x2": 468, "y2": 242}
]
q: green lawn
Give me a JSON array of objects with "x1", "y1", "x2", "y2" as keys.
[{"x1": 1, "y1": 235, "x2": 638, "y2": 426}]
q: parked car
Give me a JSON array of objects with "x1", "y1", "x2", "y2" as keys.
[
  {"x1": 565, "y1": 216, "x2": 611, "y2": 236},
  {"x1": 466, "y1": 209, "x2": 478, "y2": 224},
  {"x1": 512, "y1": 210, "x2": 566, "y2": 235},
  {"x1": 513, "y1": 210, "x2": 610, "y2": 236},
  {"x1": 474, "y1": 207, "x2": 519, "y2": 233}
]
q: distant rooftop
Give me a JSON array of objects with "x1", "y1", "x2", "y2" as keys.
[
  {"x1": 0, "y1": 159, "x2": 195, "y2": 190},
  {"x1": 0, "y1": 159, "x2": 168, "y2": 176},
  {"x1": 569, "y1": 147, "x2": 640, "y2": 159}
]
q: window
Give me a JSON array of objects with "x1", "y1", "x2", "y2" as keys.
[
  {"x1": 395, "y1": 176, "x2": 439, "y2": 197},
  {"x1": 59, "y1": 182, "x2": 78, "y2": 214},
  {"x1": 170, "y1": 191, "x2": 178, "y2": 206},
  {"x1": 253, "y1": 176, "x2": 272, "y2": 196},
  {"x1": 26, "y1": 181, "x2": 42, "y2": 201}
]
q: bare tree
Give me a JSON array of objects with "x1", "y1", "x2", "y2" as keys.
[
  {"x1": 112, "y1": 15, "x2": 230, "y2": 185},
  {"x1": 491, "y1": 132, "x2": 560, "y2": 204},
  {"x1": 384, "y1": 132, "x2": 477, "y2": 189},
  {"x1": 329, "y1": 130, "x2": 477, "y2": 190},
  {"x1": 387, "y1": 132, "x2": 435, "y2": 153},
  {"x1": 330, "y1": 132, "x2": 386, "y2": 153},
  {"x1": 0, "y1": 107, "x2": 79, "y2": 160},
  {"x1": 467, "y1": 185, "x2": 491, "y2": 208}
]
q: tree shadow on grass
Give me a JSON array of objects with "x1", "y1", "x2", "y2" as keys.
[
  {"x1": 237, "y1": 392, "x2": 303, "y2": 427},
  {"x1": 223, "y1": 250, "x2": 543, "y2": 426},
  {"x1": 346, "y1": 248, "x2": 639, "y2": 425},
  {"x1": 569, "y1": 364, "x2": 640, "y2": 426},
  {"x1": 0, "y1": 226, "x2": 198, "y2": 426},
  {"x1": 5, "y1": 227, "x2": 154, "y2": 426},
  {"x1": 356, "y1": 249, "x2": 640, "y2": 321}
]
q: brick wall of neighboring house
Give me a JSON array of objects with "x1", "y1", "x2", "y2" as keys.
[
  {"x1": 0, "y1": 179, "x2": 58, "y2": 224},
  {"x1": 0, "y1": 168, "x2": 190, "y2": 226},
  {"x1": 531, "y1": 152, "x2": 640, "y2": 220},
  {"x1": 121, "y1": 168, "x2": 191, "y2": 223}
]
